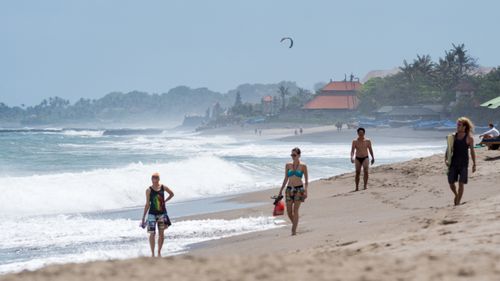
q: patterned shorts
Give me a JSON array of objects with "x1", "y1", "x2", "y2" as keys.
[
  {"x1": 285, "y1": 186, "x2": 306, "y2": 202},
  {"x1": 147, "y1": 213, "x2": 171, "y2": 233}
]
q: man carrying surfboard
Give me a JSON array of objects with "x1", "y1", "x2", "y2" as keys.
[{"x1": 445, "y1": 117, "x2": 476, "y2": 206}]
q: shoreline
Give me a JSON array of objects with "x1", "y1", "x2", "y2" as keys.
[
  {"x1": 196, "y1": 123, "x2": 456, "y2": 144},
  {"x1": 3, "y1": 148, "x2": 500, "y2": 280}
]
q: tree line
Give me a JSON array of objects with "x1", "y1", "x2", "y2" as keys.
[
  {"x1": 358, "y1": 44, "x2": 500, "y2": 122},
  {"x1": 0, "y1": 82, "x2": 303, "y2": 126}
]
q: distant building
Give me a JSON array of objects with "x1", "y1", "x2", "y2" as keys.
[
  {"x1": 454, "y1": 80, "x2": 476, "y2": 103},
  {"x1": 182, "y1": 115, "x2": 208, "y2": 128},
  {"x1": 261, "y1": 95, "x2": 273, "y2": 115},
  {"x1": 303, "y1": 80, "x2": 361, "y2": 111}
]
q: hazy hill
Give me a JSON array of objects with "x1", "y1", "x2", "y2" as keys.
[{"x1": 0, "y1": 81, "x2": 303, "y2": 127}]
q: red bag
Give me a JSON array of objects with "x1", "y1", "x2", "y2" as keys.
[{"x1": 273, "y1": 200, "x2": 285, "y2": 216}]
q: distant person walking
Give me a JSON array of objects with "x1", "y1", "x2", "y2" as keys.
[
  {"x1": 141, "y1": 172, "x2": 174, "y2": 257},
  {"x1": 336, "y1": 121, "x2": 342, "y2": 132},
  {"x1": 445, "y1": 117, "x2": 476, "y2": 206},
  {"x1": 277, "y1": 147, "x2": 308, "y2": 236},
  {"x1": 350, "y1": 128, "x2": 375, "y2": 191}
]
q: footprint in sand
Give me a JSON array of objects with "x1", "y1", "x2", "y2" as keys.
[
  {"x1": 421, "y1": 218, "x2": 434, "y2": 229},
  {"x1": 440, "y1": 219, "x2": 458, "y2": 225},
  {"x1": 336, "y1": 240, "x2": 357, "y2": 247}
]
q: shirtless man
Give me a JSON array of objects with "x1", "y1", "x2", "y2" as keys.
[{"x1": 350, "y1": 127, "x2": 375, "y2": 191}]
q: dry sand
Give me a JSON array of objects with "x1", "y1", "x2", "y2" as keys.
[{"x1": 2, "y1": 147, "x2": 500, "y2": 280}]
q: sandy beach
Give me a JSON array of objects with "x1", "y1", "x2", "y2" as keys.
[
  {"x1": 198, "y1": 123, "x2": 453, "y2": 144},
  {"x1": 2, "y1": 135, "x2": 500, "y2": 281}
]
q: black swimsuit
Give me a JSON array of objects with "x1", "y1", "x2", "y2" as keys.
[{"x1": 355, "y1": 156, "x2": 369, "y2": 163}]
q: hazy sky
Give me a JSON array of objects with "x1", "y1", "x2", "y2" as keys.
[{"x1": 2, "y1": 0, "x2": 499, "y2": 106}]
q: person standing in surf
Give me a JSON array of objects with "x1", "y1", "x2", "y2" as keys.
[
  {"x1": 277, "y1": 147, "x2": 309, "y2": 236},
  {"x1": 141, "y1": 172, "x2": 174, "y2": 257},
  {"x1": 445, "y1": 117, "x2": 476, "y2": 206},
  {"x1": 350, "y1": 127, "x2": 375, "y2": 191}
]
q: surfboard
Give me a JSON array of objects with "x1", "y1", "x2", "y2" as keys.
[{"x1": 446, "y1": 133, "x2": 454, "y2": 174}]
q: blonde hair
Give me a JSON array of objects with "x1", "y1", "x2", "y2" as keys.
[{"x1": 457, "y1": 117, "x2": 474, "y2": 134}]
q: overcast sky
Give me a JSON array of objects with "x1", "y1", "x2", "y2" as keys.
[{"x1": 1, "y1": 0, "x2": 499, "y2": 106}]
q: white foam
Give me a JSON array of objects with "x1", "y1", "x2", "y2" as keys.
[
  {"x1": 58, "y1": 134, "x2": 445, "y2": 160},
  {"x1": 0, "y1": 156, "x2": 269, "y2": 217},
  {"x1": 212, "y1": 142, "x2": 444, "y2": 159},
  {"x1": 0, "y1": 215, "x2": 284, "y2": 274},
  {"x1": 61, "y1": 130, "x2": 104, "y2": 138}
]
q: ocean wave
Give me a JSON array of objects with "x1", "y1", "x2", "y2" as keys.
[
  {"x1": 0, "y1": 156, "x2": 272, "y2": 216},
  {"x1": 0, "y1": 128, "x2": 168, "y2": 137},
  {"x1": 0, "y1": 128, "x2": 63, "y2": 133},
  {"x1": 60, "y1": 130, "x2": 104, "y2": 137},
  {"x1": 102, "y1": 128, "x2": 165, "y2": 136}
]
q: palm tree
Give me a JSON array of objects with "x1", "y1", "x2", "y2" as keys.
[
  {"x1": 400, "y1": 59, "x2": 415, "y2": 82},
  {"x1": 413, "y1": 54, "x2": 434, "y2": 76},
  {"x1": 277, "y1": 85, "x2": 289, "y2": 111},
  {"x1": 451, "y1": 43, "x2": 477, "y2": 78},
  {"x1": 234, "y1": 91, "x2": 242, "y2": 107}
]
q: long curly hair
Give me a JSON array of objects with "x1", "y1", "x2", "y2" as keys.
[{"x1": 457, "y1": 117, "x2": 474, "y2": 135}]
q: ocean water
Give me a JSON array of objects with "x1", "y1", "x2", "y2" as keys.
[{"x1": 0, "y1": 128, "x2": 446, "y2": 274}]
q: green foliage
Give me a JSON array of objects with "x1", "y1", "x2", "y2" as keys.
[
  {"x1": 277, "y1": 85, "x2": 289, "y2": 111},
  {"x1": 234, "y1": 91, "x2": 243, "y2": 107},
  {"x1": 230, "y1": 103, "x2": 253, "y2": 117},
  {"x1": 358, "y1": 43, "x2": 483, "y2": 114},
  {"x1": 287, "y1": 87, "x2": 313, "y2": 110},
  {"x1": 474, "y1": 67, "x2": 500, "y2": 102}
]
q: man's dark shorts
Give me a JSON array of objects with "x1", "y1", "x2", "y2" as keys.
[{"x1": 448, "y1": 165, "x2": 468, "y2": 184}]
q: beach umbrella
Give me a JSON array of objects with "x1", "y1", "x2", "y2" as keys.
[{"x1": 480, "y1": 96, "x2": 500, "y2": 109}]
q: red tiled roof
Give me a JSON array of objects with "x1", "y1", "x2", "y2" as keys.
[
  {"x1": 262, "y1": 96, "x2": 273, "y2": 102},
  {"x1": 303, "y1": 95, "x2": 359, "y2": 110},
  {"x1": 322, "y1": 81, "x2": 362, "y2": 92}
]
